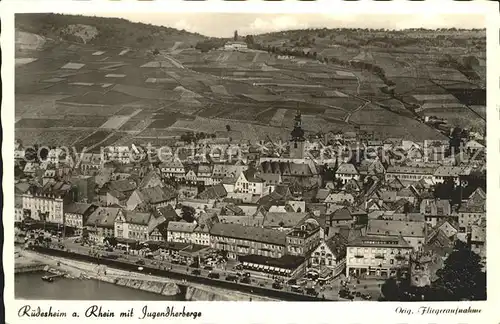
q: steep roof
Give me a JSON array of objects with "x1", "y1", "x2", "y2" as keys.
[
  {"x1": 336, "y1": 163, "x2": 358, "y2": 175},
  {"x1": 329, "y1": 208, "x2": 352, "y2": 221},
  {"x1": 137, "y1": 185, "x2": 177, "y2": 204},
  {"x1": 86, "y1": 207, "x2": 121, "y2": 229},
  {"x1": 348, "y1": 235, "x2": 411, "y2": 248},
  {"x1": 123, "y1": 210, "x2": 151, "y2": 226},
  {"x1": 367, "y1": 219, "x2": 426, "y2": 237},
  {"x1": 263, "y1": 212, "x2": 309, "y2": 228},
  {"x1": 210, "y1": 223, "x2": 287, "y2": 246},
  {"x1": 197, "y1": 184, "x2": 227, "y2": 200}
]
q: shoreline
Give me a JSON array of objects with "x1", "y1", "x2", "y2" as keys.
[{"x1": 15, "y1": 248, "x2": 278, "y2": 301}]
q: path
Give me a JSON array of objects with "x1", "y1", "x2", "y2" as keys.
[{"x1": 344, "y1": 101, "x2": 370, "y2": 123}]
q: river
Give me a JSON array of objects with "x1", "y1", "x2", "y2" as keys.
[{"x1": 15, "y1": 272, "x2": 185, "y2": 300}]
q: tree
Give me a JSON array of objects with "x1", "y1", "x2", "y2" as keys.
[
  {"x1": 225, "y1": 125, "x2": 231, "y2": 132},
  {"x1": 433, "y1": 240, "x2": 486, "y2": 301},
  {"x1": 234, "y1": 30, "x2": 238, "y2": 41},
  {"x1": 181, "y1": 205, "x2": 196, "y2": 223}
]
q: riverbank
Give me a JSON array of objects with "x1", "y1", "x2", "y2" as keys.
[{"x1": 15, "y1": 248, "x2": 277, "y2": 301}]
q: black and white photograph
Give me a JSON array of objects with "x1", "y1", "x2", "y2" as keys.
[{"x1": 8, "y1": 6, "x2": 492, "y2": 307}]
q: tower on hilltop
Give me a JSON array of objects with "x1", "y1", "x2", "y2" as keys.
[{"x1": 290, "y1": 110, "x2": 306, "y2": 159}]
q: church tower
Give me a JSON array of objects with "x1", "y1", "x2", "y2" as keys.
[{"x1": 289, "y1": 110, "x2": 306, "y2": 159}]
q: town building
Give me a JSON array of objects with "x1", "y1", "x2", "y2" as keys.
[
  {"x1": 114, "y1": 210, "x2": 152, "y2": 242},
  {"x1": 234, "y1": 169, "x2": 265, "y2": 195},
  {"x1": 209, "y1": 223, "x2": 286, "y2": 260},
  {"x1": 346, "y1": 235, "x2": 412, "y2": 278},
  {"x1": 126, "y1": 185, "x2": 178, "y2": 211},
  {"x1": 285, "y1": 218, "x2": 321, "y2": 257},
  {"x1": 310, "y1": 234, "x2": 347, "y2": 278},
  {"x1": 22, "y1": 181, "x2": 75, "y2": 224},
  {"x1": 85, "y1": 207, "x2": 122, "y2": 243},
  {"x1": 335, "y1": 163, "x2": 360, "y2": 184},
  {"x1": 167, "y1": 221, "x2": 197, "y2": 244},
  {"x1": 367, "y1": 219, "x2": 426, "y2": 251},
  {"x1": 64, "y1": 203, "x2": 98, "y2": 236}
]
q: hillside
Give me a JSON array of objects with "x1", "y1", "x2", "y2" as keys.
[{"x1": 15, "y1": 13, "x2": 207, "y2": 50}]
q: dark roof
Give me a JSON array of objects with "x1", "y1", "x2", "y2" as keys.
[
  {"x1": 239, "y1": 254, "x2": 305, "y2": 270},
  {"x1": 197, "y1": 184, "x2": 227, "y2": 200},
  {"x1": 137, "y1": 185, "x2": 177, "y2": 204},
  {"x1": 109, "y1": 179, "x2": 137, "y2": 192},
  {"x1": 210, "y1": 223, "x2": 286, "y2": 246},
  {"x1": 64, "y1": 203, "x2": 97, "y2": 216},
  {"x1": 329, "y1": 208, "x2": 352, "y2": 221},
  {"x1": 263, "y1": 212, "x2": 309, "y2": 228}
]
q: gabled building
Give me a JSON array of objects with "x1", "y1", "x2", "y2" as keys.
[
  {"x1": 159, "y1": 159, "x2": 185, "y2": 180},
  {"x1": 114, "y1": 210, "x2": 151, "y2": 242},
  {"x1": 22, "y1": 181, "x2": 75, "y2": 224},
  {"x1": 126, "y1": 185, "x2": 177, "y2": 211},
  {"x1": 234, "y1": 169, "x2": 265, "y2": 195},
  {"x1": 310, "y1": 233, "x2": 347, "y2": 278},
  {"x1": 85, "y1": 207, "x2": 122, "y2": 242},
  {"x1": 286, "y1": 218, "x2": 321, "y2": 257},
  {"x1": 335, "y1": 163, "x2": 360, "y2": 184},
  {"x1": 366, "y1": 219, "x2": 426, "y2": 251},
  {"x1": 64, "y1": 203, "x2": 99, "y2": 235}
]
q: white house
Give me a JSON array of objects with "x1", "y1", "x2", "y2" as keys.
[
  {"x1": 234, "y1": 169, "x2": 265, "y2": 195},
  {"x1": 335, "y1": 163, "x2": 360, "y2": 184},
  {"x1": 310, "y1": 235, "x2": 347, "y2": 278}
]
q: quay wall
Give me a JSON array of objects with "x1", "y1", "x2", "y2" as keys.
[{"x1": 32, "y1": 246, "x2": 327, "y2": 301}]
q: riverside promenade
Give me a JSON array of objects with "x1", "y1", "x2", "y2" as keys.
[{"x1": 30, "y1": 245, "x2": 332, "y2": 301}]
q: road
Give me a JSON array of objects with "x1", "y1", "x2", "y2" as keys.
[{"x1": 50, "y1": 238, "x2": 361, "y2": 300}]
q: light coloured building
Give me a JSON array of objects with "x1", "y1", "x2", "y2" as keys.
[
  {"x1": 346, "y1": 235, "x2": 412, "y2": 278},
  {"x1": 159, "y1": 159, "x2": 186, "y2": 180},
  {"x1": 234, "y1": 169, "x2": 265, "y2": 195},
  {"x1": 114, "y1": 210, "x2": 152, "y2": 242},
  {"x1": 286, "y1": 218, "x2": 321, "y2": 257},
  {"x1": 210, "y1": 223, "x2": 286, "y2": 260},
  {"x1": 367, "y1": 219, "x2": 426, "y2": 251},
  {"x1": 22, "y1": 182, "x2": 74, "y2": 224},
  {"x1": 385, "y1": 166, "x2": 436, "y2": 182},
  {"x1": 167, "y1": 221, "x2": 197, "y2": 244},
  {"x1": 310, "y1": 234, "x2": 347, "y2": 278},
  {"x1": 85, "y1": 207, "x2": 121, "y2": 243},
  {"x1": 64, "y1": 203, "x2": 98, "y2": 235},
  {"x1": 335, "y1": 163, "x2": 360, "y2": 184}
]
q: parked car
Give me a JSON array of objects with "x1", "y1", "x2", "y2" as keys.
[
  {"x1": 234, "y1": 264, "x2": 243, "y2": 270},
  {"x1": 240, "y1": 277, "x2": 251, "y2": 284},
  {"x1": 361, "y1": 293, "x2": 372, "y2": 300},
  {"x1": 208, "y1": 272, "x2": 220, "y2": 279},
  {"x1": 204, "y1": 265, "x2": 213, "y2": 271},
  {"x1": 135, "y1": 260, "x2": 145, "y2": 265},
  {"x1": 191, "y1": 269, "x2": 201, "y2": 275},
  {"x1": 287, "y1": 278, "x2": 297, "y2": 285},
  {"x1": 106, "y1": 247, "x2": 114, "y2": 252},
  {"x1": 305, "y1": 288, "x2": 318, "y2": 296},
  {"x1": 355, "y1": 291, "x2": 362, "y2": 297},
  {"x1": 291, "y1": 285, "x2": 303, "y2": 293},
  {"x1": 339, "y1": 289, "x2": 350, "y2": 298},
  {"x1": 225, "y1": 275, "x2": 238, "y2": 282},
  {"x1": 272, "y1": 282, "x2": 283, "y2": 290}
]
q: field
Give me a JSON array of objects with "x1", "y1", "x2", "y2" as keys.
[{"x1": 15, "y1": 16, "x2": 486, "y2": 147}]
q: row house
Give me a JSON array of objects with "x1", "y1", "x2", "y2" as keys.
[
  {"x1": 148, "y1": 205, "x2": 180, "y2": 242},
  {"x1": 126, "y1": 185, "x2": 178, "y2": 211},
  {"x1": 114, "y1": 210, "x2": 151, "y2": 242},
  {"x1": 286, "y1": 218, "x2": 321, "y2": 257},
  {"x1": 234, "y1": 169, "x2": 266, "y2": 195},
  {"x1": 64, "y1": 203, "x2": 99, "y2": 235},
  {"x1": 433, "y1": 166, "x2": 472, "y2": 184},
  {"x1": 335, "y1": 163, "x2": 360, "y2": 184},
  {"x1": 209, "y1": 223, "x2": 287, "y2": 260},
  {"x1": 212, "y1": 163, "x2": 249, "y2": 184},
  {"x1": 420, "y1": 199, "x2": 452, "y2": 226},
  {"x1": 366, "y1": 219, "x2": 426, "y2": 251},
  {"x1": 166, "y1": 221, "x2": 198, "y2": 244},
  {"x1": 385, "y1": 166, "x2": 436, "y2": 183},
  {"x1": 310, "y1": 234, "x2": 347, "y2": 278},
  {"x1": 159, "y1": 159, "x2": 186, "y2": 180},
  {"x1": 79, "y1": 153, "x2": 103, "y2": 173},
  {"x1": 346, "y1": 235, "x2": 412, "y2": 279},
  {"x1": 22, "y1": 182, "x2": 75, "y2": 224},
  {"x1": 85, "y1": 207, "x2": 121, "y2": 243},
  {"x1": 106, "y1": 179, "x2": 138, "y2": 206}
]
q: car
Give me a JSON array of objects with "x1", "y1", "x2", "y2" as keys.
[
  {"x1": 287, "y1": 279, "x2": 297, "y2": 285},
  {"x1": 234, "y1": 264, "x2": 243, "y2": 270},
  {"x1": 135, "y1": 260, "x2": 145, "y2": 265},
  {"x1": 171, "y1": 260, "x2": 180, "y2": 264},
  {"x1": 272, "y1": 282, "x2": 283, "y2": 290},
  {"x1": 305, "y1": 288, "x2": 318, "y2": 296},
  {"x1": 259, "y1": 282, "x2": 265, "y2": 287},
  {"x1": 240, "y1": 277, "x2": 251, "y2": 284},
  {"x1": 355, "y1": 291, "x2": 362, "y2": 297},
  {"x1": 106, "y1": 247, "x2": 114, "y2": 252},
  {"x1": 243, "y1": 272, "x2": 251, "y2": 278},
  {"x1": 361, "y1": 293, "x2": 372, "y2": 300},
  {"x1": 225, "y1": 275, "x2": 238, "y2": 282},
  {"x1": 204, "y1": 265, "x2": 213, "y2": 271},
  {"x1": 208, "y1": 272, "x2": 220, "y2": 279},
  {"x1": 339, "y1": 289, "x2": 350, "y2": 298},
  {"x1": 191, "y1": 269, "x2": 201, "y2": 275},
  {"x1": 290, "y1": 286, "x2": 303, "y2": 293},
  {"x1": 103, "y1": 254, "x2": 119, "y2": 260}
]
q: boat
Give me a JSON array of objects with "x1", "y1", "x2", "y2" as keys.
[{"x1": 41, "y1": 276, "x2": 54, "y2": 282}]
